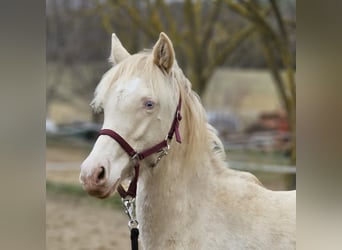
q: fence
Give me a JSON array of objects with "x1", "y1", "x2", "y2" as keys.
[{"x1": 228, "y1": 161, "x2": 295, "y2": 174}]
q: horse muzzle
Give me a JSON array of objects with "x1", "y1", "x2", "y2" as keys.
[{"x1": 79, "y1": 166, "x2": 119, "y2": 199}]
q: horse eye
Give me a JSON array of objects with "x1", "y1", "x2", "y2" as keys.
[{"x1": 144, "y1": 100, "x2": 155, "y2": 109}]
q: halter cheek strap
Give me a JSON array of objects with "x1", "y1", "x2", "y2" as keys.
[{"x1": 97, "y1": 96, "x2": 182, "y2": 199}]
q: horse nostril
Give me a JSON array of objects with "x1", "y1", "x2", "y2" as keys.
[
  {"x1": 95, "y1": 166, "x2": 106, "y2": 183},
  {"x1": 93, "y1": 167, "x2": 106, "y2": 185}
]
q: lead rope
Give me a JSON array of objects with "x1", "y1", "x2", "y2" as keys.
[
  {"x1": 130, "y1": 228, "x2": 139, "y2": 250},
  {"x1": 122, "y1": 196, "x2": 139, "y2": 250}
]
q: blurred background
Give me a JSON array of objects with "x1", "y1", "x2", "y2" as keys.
[{"x1": 46, "y1": 0, "x2": 296, "y2": 249}]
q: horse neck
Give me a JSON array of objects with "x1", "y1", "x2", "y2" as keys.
[
  {"x1": 138, "y1": 137, "x2": 212, "y2": 196},
  {"x1": 136, "y1": 122, "x2": 216, "y2": 247}
]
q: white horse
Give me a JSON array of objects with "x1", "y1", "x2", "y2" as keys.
[{"x1": 80, "y1": 32, "x2": 296, "y2": 250}]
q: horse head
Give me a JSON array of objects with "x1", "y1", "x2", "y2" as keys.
[{"x1": 79, "y1": 33, "x2": 180, "y2": 198}]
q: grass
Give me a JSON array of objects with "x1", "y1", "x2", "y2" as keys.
[{"x1": 46, "y1": 180, "x2": 123, "y2": 209}]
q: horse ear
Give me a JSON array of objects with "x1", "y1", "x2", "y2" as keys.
[
  {"x1": 108, "y1": 33, "x2": 130, "y2": 65},
  {"x1": 152, "y1": 32, "x2": 175, "y2": 74}
]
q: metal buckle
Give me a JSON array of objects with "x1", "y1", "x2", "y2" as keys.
[
  {"x1": 152, "y1": 140, "x2": 170, "y2": 167},
  {"x1": 122, "y1": 196, "x2": 139, "y2": 229},
  {"x1": 131, "y1": 153, "x2": 140, "y2": 165}
]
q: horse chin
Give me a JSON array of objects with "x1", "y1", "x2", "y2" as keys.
[{"x1": 89, "y1": 178, "x2": 121, "y2": 199}]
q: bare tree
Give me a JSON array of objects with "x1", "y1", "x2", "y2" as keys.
[
  {"x1": 225, "y1": 0, "x2": 296, "y2": 166},
  {"x1": 90, "y1": 0, "x2": 263, "y2": 96}
]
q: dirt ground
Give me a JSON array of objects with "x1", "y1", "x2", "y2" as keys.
[
  {"x1": 46, "y1": 144, "x2": 135, "y2": 250},
  {"x1": 46, "y1": 191, "x2": 133, "y2": 250}
]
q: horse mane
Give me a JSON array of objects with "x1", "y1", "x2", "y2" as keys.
[
  {"x1": 169, "y1": 62, "x2": 227, "y2": 164},
  {"x1": 91, "y1": 50, "x2": 226, "y2": 165}
]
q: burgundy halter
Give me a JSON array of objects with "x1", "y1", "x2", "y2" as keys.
[{"x1": 97, "y1": 96, "x2": 182, "y2": 199}]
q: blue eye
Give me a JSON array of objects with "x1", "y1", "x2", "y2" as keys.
[{"x1": 144, "y1": 100, "x2": 155, "y2": 109}]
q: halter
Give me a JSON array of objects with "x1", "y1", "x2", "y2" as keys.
[
  {"x1": 98, "y1": 96, "x2": 181, "y2": 250},
  {"x1": 97, "y1": 95, "x2": 182, "y2": 199}
]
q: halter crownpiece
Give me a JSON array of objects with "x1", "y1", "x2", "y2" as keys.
[
  {"x1": 167, "y1": 96, "x2": 182, "y2": 143},
  {"x1": 97, "y1": 95, "x2": 182, "y2": 199}
]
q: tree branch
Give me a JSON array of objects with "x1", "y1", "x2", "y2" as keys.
[
  {"x1": 269, "y1": 0, "x2": 296, "y2": 105},
  {"x1": 114, "y1": 0, "x2": 157, "y2": 39},
  {"x1": 201, "y1": 0, "x2": 224, "y2": 52},
  {"x1": 203, "y1": 24, "x2": 255, "y2": 81}
]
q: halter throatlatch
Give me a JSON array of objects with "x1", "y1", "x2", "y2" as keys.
[{"x1": 97, "y1": 95, "x2": 182, "y2": 199}]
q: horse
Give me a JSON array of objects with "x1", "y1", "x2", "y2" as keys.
[{"x1": 79, "y1": 32, "x2": 296, "y2": 250}]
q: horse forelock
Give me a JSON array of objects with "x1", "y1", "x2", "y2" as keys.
[{"x1": 91, "y1": 51, "x2": 171, "y2": 112}]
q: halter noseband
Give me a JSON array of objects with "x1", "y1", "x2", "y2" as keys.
[{"x1": 97, "y1": 96, "x2": 182, "y2": 199}]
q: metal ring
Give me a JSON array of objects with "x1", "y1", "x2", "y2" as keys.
[{"x1": 128, "y1": 219, "x2": 139, "y2": 229}]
